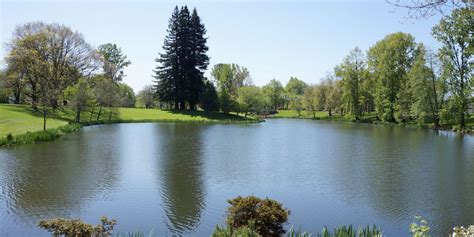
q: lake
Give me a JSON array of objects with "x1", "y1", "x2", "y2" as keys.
[{"x1": 0, "y1": 119, "x2": 473, "y2": 236}]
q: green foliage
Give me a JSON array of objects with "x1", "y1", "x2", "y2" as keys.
[
  {"x1": 218, "y1": 90, "x2": 236, "y2": 114},
  {"x1": 136, "y1": 85, "x2": 156, "y2": 108},
  {"x1": 262, "y1": 79, "x2": 284, "y2": 111},
  {"x1": 286, "y1": 77, "x2": 307, "y2": 96},
  {"x1": 288, "y1": 94, "x2": 304, "y2": 116},
  {"x1": 237, "y1": 86, "x2": 265, "y2": 116},
  {"x1": 64, "y1": 78, "x2": 94, "y2": 123},
  {"x1": 117, "y1": 83, "x2": 136, "y2": 108},
  {"x1": 316, "y1": 225, "x2": 382, "y2": 237},
  {"x1": 409, "y1": 216, "x2": 431, "y2": 237},
  {"x1": 212, "y1": 220, "x2": 261, "y2": 237},
  {"x1": 368, "y1": 32, "x2": 417, "y2": 122},
  {"x1": 432, "y1": 7, "x2": 473, "y2": 129},
  {"x1": 335, "y1": 47, "x2": 368, "y2": 119},
  {"x1": 303, "y1": 85, "x2": 319, "y2": 119},
  {"x1": 0, "y1": 124, "x2": 81, "y2": 147},
  {"x1": 97, "y1": 43, "x2": 131, "y2": 82},
  {"x1": 38, "y1": 216, "x2": 116, "y2": 237},
  {"x1": 201, "y1": 80, "x2": 219, "y2": 111},
  {"x1": 154, "y1": 6, "x2": 209, "y2": 110},
  {"x1": 225, "y1": 196, "x2": 290, "y2": 237},
  {"x1": 286, "y1": 226, "x2": 312, "y2": 237},
  {"x1": 212, "y1": 63, "x2": 251, "y2": 97}
]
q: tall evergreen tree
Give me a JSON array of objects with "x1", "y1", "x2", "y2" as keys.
[
  {"x1": 153, "y1": 6, "x2": 209, "y2": 110},
  {"x1": 154, "y1": 7, "x2": 180, "y2": 109},
  {"x1": 187, "y1": 8, "x2": 209, "y2": 110}
]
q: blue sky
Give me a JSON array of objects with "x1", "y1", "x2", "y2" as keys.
[{"x1": 0, "y1": 0, "x2": 443, "y2": 92}]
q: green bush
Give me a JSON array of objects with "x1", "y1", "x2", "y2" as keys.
[
  {"x1": 38, "y1": 216, "x2": 116, "y2": 236},
  {"x1": 212, "y1": 220, "x2": 261, "y2": 237},
  {"x1": 225, "y1": 196, "x2": 290, "y2": 237},
  {"x1": 409, "y1": 216, "x2": 430, "y2": 237}
]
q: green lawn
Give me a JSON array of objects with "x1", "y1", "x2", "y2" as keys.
[
  {"x1": 0, "y1": 104, "x2": 68, "y2": 137},
  {"x1": 272, "y1": 110, "x2": 332, "y2": 119},
  {"x1": 115, "y1": 107, "x2": 255, "y2": 123},
  {"x1": 0, "y1": 104, "x2": 256, "y2": 138}
]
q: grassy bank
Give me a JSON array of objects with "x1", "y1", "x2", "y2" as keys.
[
  {"x1": 0, "y1": 104, "x2": 259, "y2": 146},
  {"x1": 272, "y1": 109, "x2": 473, "y2": 133},
  {"x1": 0, "y1": 104, "x2": 68, "y2": 136}
]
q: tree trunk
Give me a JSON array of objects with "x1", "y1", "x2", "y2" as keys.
[
  {"x1": 312, "y1": 109, "x2": 316, "y2": 119},
  {"x1": 328, "y1": 108, "x2": 332, "y2": 117},
  {"x1": 43, "y1": 106, "x2": 47, "y2": 131},
  {"x1": 89, "y1": 106, "x2": 95, "y2": 122},
  {"x1": 76, "y1": 108, "x2": 81, "y2": 123},
  {"x1": 97, "y1": 106, "x2": 102, "y2": 121},
  {"x1": 14, "y1": 91, "x2": 21, "y2": 104}
]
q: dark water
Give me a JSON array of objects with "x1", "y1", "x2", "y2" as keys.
[{"x1": 0, "y1": 119, "x2": 473, "y2": 236}]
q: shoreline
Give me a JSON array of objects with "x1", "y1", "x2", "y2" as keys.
[
  {"x1": 266, "y1": 112, "x2": 474, "y2": 135},
  {"x1": 0, "y1": 115, "x2": 262, "y2": 147}
]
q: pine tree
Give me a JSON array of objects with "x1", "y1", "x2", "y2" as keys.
[
  {"x1": 187, "y1": 8, "x2": 209, "y2": 110},
  {"x1": 153, "y1": 6, "x2": 180, "y2": 109},
  {"x1": 153, "y1": 6, "x2": 209, "y2": 110}
]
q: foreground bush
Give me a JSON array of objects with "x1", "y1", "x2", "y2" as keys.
[
  {"x1": 38, "y1": 216, "x2": 116, "y2": 236},
  {"x1": 212, "y1": 220, "x2": 261, "y2": 237},
  {"x1": 451, "y1": 225, "x2": 474, "y2": 237},
  {"x1": 223, "y1": 196, "x2": 290, "y2": 237}
]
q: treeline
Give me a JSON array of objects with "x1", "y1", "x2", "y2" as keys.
[
  {"x1": 0, "y1": 22, "x2": 136, "y2": 129},
  {"x1": 1, "y1": 6, "x2": 471, "y2": 131},
  {"x1": 196, "y1": 8, "x2": 472, "y2": 130}
]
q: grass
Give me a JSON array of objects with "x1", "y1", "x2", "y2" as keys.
[
  {"x1": 115, "y1": 107, "x2": 257, "y2": 123},
  {"x1": 0, "y1": 104, "x2": 259, "y2": 146},
  {"x1": 0, "y1": 104, "x2": 68, "y2": 137},
  {"x1": 272, "y1": 110, "x2": 332, "y2": 119}
]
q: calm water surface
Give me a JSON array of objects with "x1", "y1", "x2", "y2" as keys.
[{"x1": 0, "y1": 119, "x2": 473, "y2": 236}]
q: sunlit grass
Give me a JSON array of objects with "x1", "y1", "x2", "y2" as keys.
[{"x1": 0, "y1": 104, "x2": 68, "y2": 137}]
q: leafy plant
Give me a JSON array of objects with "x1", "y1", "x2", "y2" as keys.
[
  {"x1": 212, "y1": 220, "x2": 261, "y2": 237},
  {"x1": 287, "y1": 226, "x2": 313, "y2": 237},
  {"x1": 224, "y1": 196, "x2": 290, "y2": 237},
  {"x1": 38, "y1": 216, "x2": 116, "y2": 237},
  {"x1": 315, "y1": 225, "x2": 382, "y2": 237},
  {"x1": 409, "y1": 216, "x2": 431, "y2": 237}
]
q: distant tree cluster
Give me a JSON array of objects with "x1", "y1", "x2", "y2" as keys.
[
  {"x1": 0, "y1": 22, "x2": 135, "y2": 128},
  {"x1": 153, "y1": 6, "x2": 209, "y2": 110},
  {"x1": 296, "y1": 8, "x2": 471, "y2": 130},
  {"x1": 203, "y1": 7, "x2": 471, "y2": 130}
]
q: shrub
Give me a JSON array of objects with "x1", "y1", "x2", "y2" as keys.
[
  {"x1": 212, "y1": 220, "x2": 261, "y2": 237},
  {"x1": 6, "y1": 133, "x2": 14, "y2": 141},
  {"x1": 409, "y1": 216, "x2": 431, "y2": 237},
  {"x1": 451, "y1": 225, "x2": 474, "y2": 237},
  {"x1": 38, "y1": 216, "x2": 116, "y2": 236},
  {"x1": 225, "y1": 196, "x2": 290, "y2": 237}
]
